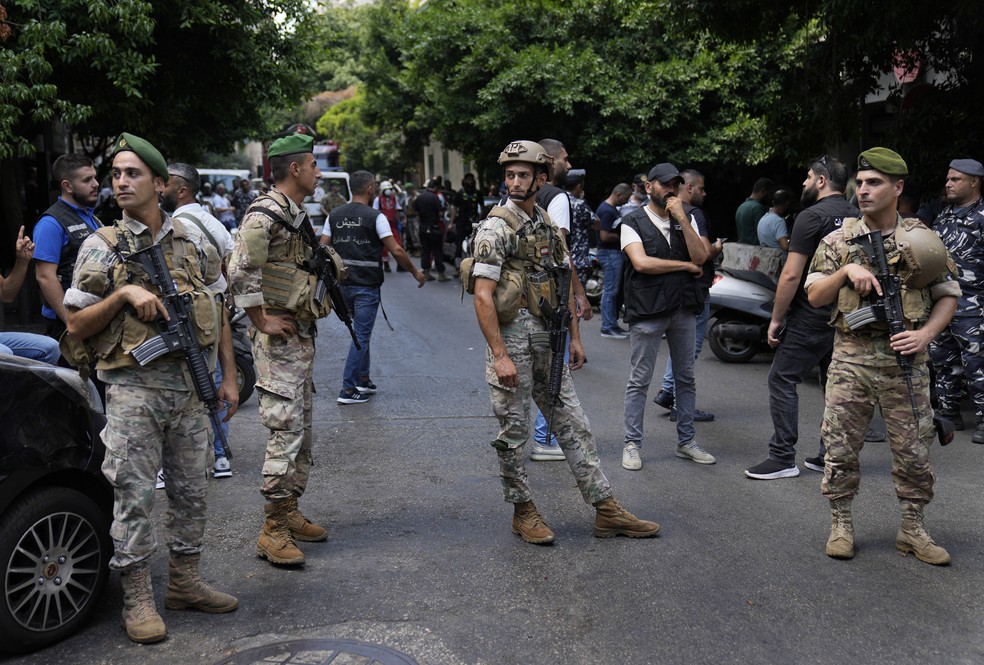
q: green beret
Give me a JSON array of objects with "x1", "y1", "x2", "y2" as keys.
[
  {"x1": 268, "y1": 133, "x2": 314, "y2": 158},
  {"x1": 857, "y1": 147, "x2": 908, "y2": 177},
  {"x1": 112, "y1": 132, "x2": 168, "y2": 182}
]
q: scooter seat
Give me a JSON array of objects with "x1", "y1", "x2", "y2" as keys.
[{"x1": 720, "y1": 268, "x2": 777, "y2": 292}]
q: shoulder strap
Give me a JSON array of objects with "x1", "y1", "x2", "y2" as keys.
[
  {"x1": 487, "y1": 205, "x2": 526, "y2": 232},
  {"x1": 250, "y1": 194, "x2": 320, "y2": 251},
  {"x1": 173, "y1": 212, "x2": 220, "y2": 254}
]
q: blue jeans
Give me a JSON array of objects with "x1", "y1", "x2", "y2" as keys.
[
  {"x1": 661, "y1": 301, "x2": 711, "y2": 393},
  {"x1": 767, "y1": 315, "x2": 833, "y2": 464},
  {"x1": 596, "y1": 248, "x2": 623, "y2": 331},
  {"x1": 532, "y1": 339, "x2": 571, "y2": 445},
  {"x1": 340, "y1": 284, "x2": 381, "y2": 390},
  {"x1": 212, "y1": 362, "x2": 229, "y2": 457},
  {"x1": 624, "y1": 311, "x2": 697, "y2": 447},
  {"x1": 0, "y1": 332, "x2": 60, "y2": 364}
]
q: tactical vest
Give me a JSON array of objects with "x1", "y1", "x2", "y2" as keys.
[
  {"x1": 329, "y1": 202, "x2": 384, "y2": 286},
  {"x1": 41, "y1": 199, "x2": 100, "y2": 293},
  {"x1": 463, "y1": 204, "x2": 566, "y2": 323},
  {"x1": 620, "y1": 207, "x2": 704, "y2": 323},
  {"x1": 832, "y1": 216, "x2": 934, "y2": 333},
  {"x1": 536, "y1": 184, "x2": 571, "y2": 227},
  {"x1": 85, "y1": 218, "x2": 219, "y2": 370},
  {"x1": 246, "y1": 192, "x2": 331, "y2": 322}
]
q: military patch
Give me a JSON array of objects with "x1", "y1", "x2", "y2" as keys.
[{"x1": 477, "y1": 239, "x2": 493, "y2": 259}]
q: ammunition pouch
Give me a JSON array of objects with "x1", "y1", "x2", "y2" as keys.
[{"x1": 260, "y1": 261, "x2": 330, "y2": 322}]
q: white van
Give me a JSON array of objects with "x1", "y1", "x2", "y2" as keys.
[
  {"x1": 306, "y1": 171, "x2": 351, "y2": 234},
  {"x1": 198, "y1": 169, "x2": 252, "y2": 193}
]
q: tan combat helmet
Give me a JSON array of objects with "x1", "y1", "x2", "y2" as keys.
[
  {"x1": 497, "y1": 140, "x2": 554, "y2": 180},
  {"x1": 895, "y1": 224, "x2": 950, "y2": 288}
]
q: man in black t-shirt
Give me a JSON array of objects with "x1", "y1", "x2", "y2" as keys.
[
  {"x1": 745, "y1": 155, "x2": 859, "y2": 480},
  {"x1": 415, "y1": 179, "x2": 449, "y2": 281},
  {"x1": 450, "y1": 173, "x2": 482, "y2": 269}
]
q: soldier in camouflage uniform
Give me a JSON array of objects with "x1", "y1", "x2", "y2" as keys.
[
  {"x1": 929, "y1": 158, "x2": 984, "y2": 444},
  {"x1": 65, "y1": 133, "x2": 239, "y2": 644},
  {"x1": 805, "y1": 147, "x2": 961, "y2": 565},
  {"x1": 470, "y1": 140, "x2": 660, "y2": 545},
  {"x1": 228, "y1": 133, "x2": 331, "y2": 567}
]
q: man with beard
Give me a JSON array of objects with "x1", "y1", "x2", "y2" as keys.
[
  {"x1": 162, "y1": 163, "x2": 235, "y2": 479},
  {"x1": 620, "y1": 163, "x2": 712, "y2": 471},
  {"x1": 745, "y1": 155, "x2": 858, "y2": 480},
  {"x1": 33, "y1": 153, "x2": 102, "y2": 339},
  {"x1": 930, "y1": 158, "x2": 984, "y2": 444}
]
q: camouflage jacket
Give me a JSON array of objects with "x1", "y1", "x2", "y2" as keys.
[{"x1": 932, "y1": 196, "x2": 984, "y2": 317}]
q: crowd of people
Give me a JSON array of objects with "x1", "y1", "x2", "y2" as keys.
[{"x1": 1, "y1": 130, "x2": 982, "y2": 647}]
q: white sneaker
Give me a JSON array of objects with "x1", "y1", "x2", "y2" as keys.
[
  {"x1": 213, "y1": 456, "x2": 232, "y2": 479},
  {"x1": 155, "y1": 469, "x2": 165, "y2": 490},
  {"x1": 530, "y1": 443, "x2": 565, "y2": 461},
  {"x1": 622, "y1": 443, "x2": 642, "y2": 470},
  {"x1": 676, "y1": 441, "x2": 716, "y2": 464}
]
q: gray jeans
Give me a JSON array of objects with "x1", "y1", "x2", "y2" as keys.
[{"x1": 624, "y1": 310, "x2": 697, "y2": 447}]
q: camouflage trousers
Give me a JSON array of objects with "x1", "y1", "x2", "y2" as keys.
[
  {"x1": 820, "y1": 358, "x2": 935, "y2": 502},
  {"x1": 930, "y1": 315, "x2": 984, "y2": 419},
  {"x1": 486, "y1": 325, "x2": 612, "y2": 506},
  {"x1": 101, "y1": 383, "x2": 210, "y2": 570},
  {"x1": 253, "y1": 330, "x2": 316, "y2": 502}
]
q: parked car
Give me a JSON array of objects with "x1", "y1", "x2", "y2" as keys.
[{"x1": 0, "y1": 355, "x2": 113, "y2": 653}]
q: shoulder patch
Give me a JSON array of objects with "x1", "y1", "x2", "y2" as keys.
[{"x1": 476, "y1": 239, "x2": 494, "y2": 259}]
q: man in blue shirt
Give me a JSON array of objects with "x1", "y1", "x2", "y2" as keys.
[{"x1": 32, "y1": 153, "x2": 101, "y2": 339}]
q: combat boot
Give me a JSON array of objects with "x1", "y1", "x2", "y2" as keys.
[
  {"x1": 593, "y1": 497, "x2": 660, "y2": 538},
  {"x1": 825, "y1": 498, "x2": 854, "y2": 559},
  {"x1": 896, "y1": 501, "x2": 950, "y2": 565},
  {"x1": 285, "y1": 495, "x2": 328, "y2": 542},
  {"x1": 120, "y1": 562, "x2": 166, "y2": 644},
  {"x1": 511, "y1": 500, "x2": 555, "y2": 544},
  {"x1": 164, "y1": 553, "x2": 239, "y2": 613},
  {"x1": 256, "y1": 501, "x2": 305, "y2": 565},
  {"x1": 972, "y1": 419, "x2": 984, "y2": 445}
]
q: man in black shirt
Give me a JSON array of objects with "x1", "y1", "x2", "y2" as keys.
[
  {"x1": 415, "y1": 179, "x2": 449, "y2": 282},
  {"x1": 450, "y1": 173, "x2": 482, "y2": 270},
  {"x1": 745, "y1": 155, "x2": 859, "y2": 480}
]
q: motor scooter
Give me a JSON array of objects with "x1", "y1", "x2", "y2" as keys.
[
  {"x1": 583, "y1": 248, "x2": 603, "y2": 306},
  {"x1": 229, "y1": 305, "x2": 256, "y2": 404},
  {"x1": 707, "y1": 268, "x2": 775, "y2": 363}
]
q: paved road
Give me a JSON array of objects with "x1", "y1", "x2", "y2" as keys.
[{"x1": 19, "y1": 273, "x2": 984, "y2": 664}]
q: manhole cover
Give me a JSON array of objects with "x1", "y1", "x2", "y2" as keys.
[{"x1": 215, "y1": 638, "x2": 420, "y2": 665}]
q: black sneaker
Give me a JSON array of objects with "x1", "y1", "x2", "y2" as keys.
[
  {"x1": 653, "y1": 389, "x2": 674, "y2": 410},
  {"x1": 744, "y1": 459, "x2": 800, "y2": 480},
  {"x1": 864, "y1": 425, "x2": 886, "y2": 442},
  {"x1": 600, "y1": 328, "x2": 628, "y2": 339},
  {"x1": 668, "y1": 407, "x2": 714, "y2": 422},
  {"x1": 337, "y1": 388, "x2": 369, "y2": 404},
  {"x1": 803, "y1": 455, "x2": 825, "y2": 472},
  {"x1": 973, "y1": 422, "x2": 984, "y2": 445},
  {"x1": 356, "y1": 379, "x2": 377, "y2": 394}
]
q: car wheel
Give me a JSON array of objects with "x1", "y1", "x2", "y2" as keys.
[
  {"x1": 0, "y1": 486, "x2": 111, "y2": 653},
  {"x1": 235, "y1": 353, "x2": 256, "y2": 405}
]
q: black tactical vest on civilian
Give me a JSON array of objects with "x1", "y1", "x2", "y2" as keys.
[
  {"x1": 41, "y1": 199, "x2": 100, "y2": 292},
  {"x1": 329, "y1": 202, "x2": 384, "y2": 286},
  {"x1": 621, "y1": 206, "x2": 703, "y2": 323}
]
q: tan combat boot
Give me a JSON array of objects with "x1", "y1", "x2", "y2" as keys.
[
  {"x1": 896, "y1": 500, "x2": 951, "y2": 565},
  {"x1": 285, "y1": 495, "x2": 328, "y2": 542},
  {"x1": 256, "y1": 501, "x2": 305, "y2": 565},
  {"x1": 593, "y1": 497, "x2": 660, "y2": 538},
  {"x1": 825, "y1": 498, "x2": 855, "y2": 559},
  {"x1": 120, "y1": 562, "x2": 166, "y2": 644},
  {"x1": 511, "y1": 500, "x2": 556, "y2": 544},
  {"x1": 164, "y1": 553, "x2": 239, "y2": 613}
]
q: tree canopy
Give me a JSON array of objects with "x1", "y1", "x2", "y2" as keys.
[{"x1": 1, "y1": 0, "x2": 316, "y2": 163}]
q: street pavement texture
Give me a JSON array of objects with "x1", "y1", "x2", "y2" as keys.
[{"x1": 16, "y1": 274, "x2": 984, "y2": 665}]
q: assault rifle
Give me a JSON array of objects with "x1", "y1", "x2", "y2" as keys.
[
  {"x1": 538, "y1": 264, "x2": 573, "y2": 448},
  {"x1": 846, "y1": 230, "x2": 953, "y2": 446},
  {"x1": 304, "y1": 244, "x2": 360, "y2": 350},
  {"x1": 127, "y1": 244, "x2": 232, "y2": 459}
]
